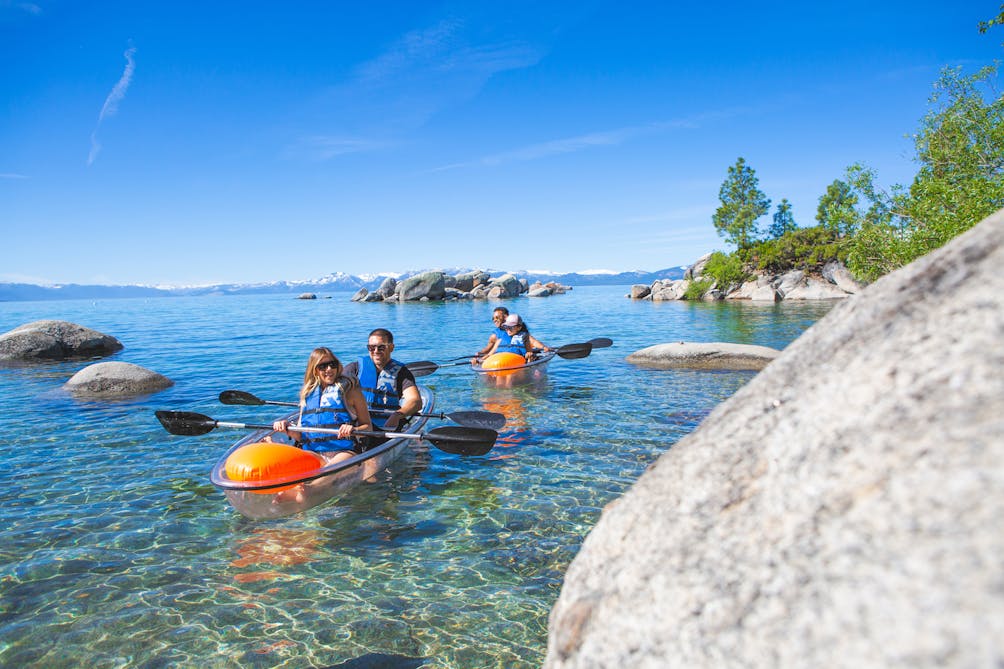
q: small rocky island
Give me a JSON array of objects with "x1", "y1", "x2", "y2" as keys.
[{"x1": 351, "y1": 270, "x2": 570, "y2": 302}]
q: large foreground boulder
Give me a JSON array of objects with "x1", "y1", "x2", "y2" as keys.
[
  {"x1": 626, "y1": 342, "x2": 780, "y2": 371},
  {"x1": 545, "y1": 209, "x2": 1004, "y2": 668},
  {"x1": 64, "y1": 361, "x2": 173, "y2": 398},
  {"x1": 0, "y1": 320, "x2": 123, "y2": 361}
]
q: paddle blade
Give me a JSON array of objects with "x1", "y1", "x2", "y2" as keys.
[
  {"x1": 446, "y1": 410, "x2": 506, "y2": 431},
  {"x1": 405, "y1": 361, "x2": 439, "y2": 377},
  {"x1": 555, "y1": 342, "x2": 593, "y2": 360},
  {"x1": 422, "y1": 426, "x2": 497, "y2": 456},
  {"x1": 219, "y1": 390, "x2": 264, "y2": 406},
  {"x1": 442, "y1": 354, "x2": 476, "y2": 363},
  {"x1": 156, "y1": 410, "x2": 216, "y2": 436},
  {"x1": 588, "y1": 337, "x2": 613, "y2": 349}
]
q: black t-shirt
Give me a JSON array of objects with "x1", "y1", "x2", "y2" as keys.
[{"x1": 343, "y1": 359, "x2": 417, "y2": 401}]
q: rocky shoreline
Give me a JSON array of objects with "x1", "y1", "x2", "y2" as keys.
[
  {"x1": 630, "y1": 257, "x2": 865, "y2": 301},
  {"x1": 346, "y1": 260, "x2": 866, "y2": 305}
]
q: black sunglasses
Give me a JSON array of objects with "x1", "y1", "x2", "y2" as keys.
[
  {"x1": 316, "y1": 360, "x2": 339, "y2": 372},
  {"x1": 367, "y1": 344, "x2": 389, "y2": 352}
]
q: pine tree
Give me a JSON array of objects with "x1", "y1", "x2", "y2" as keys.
[
  {"x1": 712, "y1": 157, "x2": 771, "y2": 257},
  {"x1": 768, "y1": 199, "x2": 797, "y2": 239}
]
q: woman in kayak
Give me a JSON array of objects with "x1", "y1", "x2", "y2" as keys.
[
  {"x1": 486, "y1": 314, "x2": 552, "y2": 362},
  {"x1": 272, "y1": 347, "x2": 372, "y2": 465}
]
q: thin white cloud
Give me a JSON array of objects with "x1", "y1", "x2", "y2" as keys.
[
  {"x1": 88, "y1": 45, "x2": 136, "y2": 166},
  {"x1": 0, "y1": 172, "x2": 29, "y2": 179},
  {"x1": 297, "y1": 17, "x2": 544, "y2": 161},
  {"x1": 355, "y1": 18, "x2": 540, "y2": 89},
  {"x1": 426, "y1": 126, "x2": 648, "y2": 173},
  {"x1": 1, "y1": 1, "x2": 43, "y2": 15},
  {"x1": 355, "y1": 19, "x2": 465, "y2": 84},
  {"x1": 286, "y1": 136, "x2": 393, "y2": 161},
  {"x1": 429, "y1": 111, "x2": 744, "y2": 173}
]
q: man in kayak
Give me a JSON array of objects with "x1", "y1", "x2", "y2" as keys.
[
  {"x1": 344, "y1": 328, "x2": 422, "y2": 431},
  {"x1": 474, "y1": 306, "x2": 510, "y2": 361},
  {"x1": 485, "y1": 314, "x2": 552, "y2": 362}
]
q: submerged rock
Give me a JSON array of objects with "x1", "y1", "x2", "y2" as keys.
[
  {"x1": 626, "y1": 341, "x2": 780, "y2": 370},
  {"x1": 545, "y1": 209, "x2": 1004, "y2": 668},
  {"x1": 64, "y1": 361, "x2": 173, "y2": 398},
  {"x1": 0, "y1": 320, "x2": 123, "y2": 361}
]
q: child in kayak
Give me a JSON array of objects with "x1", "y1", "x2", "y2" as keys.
[{"x1": 486, "y1": 314, "x2": 552, "y2": 362}]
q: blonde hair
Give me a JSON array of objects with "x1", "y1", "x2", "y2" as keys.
[{"x1": 299, "y1": 347, "x2": 357, "y2": 404}]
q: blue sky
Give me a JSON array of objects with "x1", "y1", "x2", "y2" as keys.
[{"x1": 2, "y1": 1, "x2": 1000, "y2": 286}]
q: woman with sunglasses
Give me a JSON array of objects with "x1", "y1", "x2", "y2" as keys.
[
  {"x1": 486, "y1": 314, "x2": 552, "y2": 362},
  {"x1": 272, "y1": 347, "x2": 372, "y2": 464}
]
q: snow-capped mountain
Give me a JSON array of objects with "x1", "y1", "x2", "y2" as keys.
[{"x1": 0, "y1": 267, "x2": 686, "y2": 301}]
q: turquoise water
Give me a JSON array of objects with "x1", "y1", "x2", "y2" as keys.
[{"x1": 0, "y1": 287, "x2": 833, "y2": 668}]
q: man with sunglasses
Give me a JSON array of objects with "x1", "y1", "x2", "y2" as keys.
[
  {"x1": 344, "y1": 328, "x2": 421, "y2": 431},
  {"x1": 474, "y1": 306, "x2": 510, "y2": 361}
]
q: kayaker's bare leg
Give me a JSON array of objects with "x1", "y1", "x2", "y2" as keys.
[
  {"x1": 273, "y1": 451, "x2": 353, "y2": 504},
  {"x1": 320, "y1": 451, "x2": 354, "y2": 465}
]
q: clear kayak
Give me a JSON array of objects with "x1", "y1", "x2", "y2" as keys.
[
  {"x1": 472, "y1": 351, "x2": 554, "y2": 386},
  {"x1": 209, "y1": 386, "x2": 433, "y2": 519}
]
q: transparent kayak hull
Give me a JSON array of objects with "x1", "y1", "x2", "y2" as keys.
[
  {"x1": 472, "y1": 351, "x2": 554, "y2": 386},
  {"x1": 209, "y1": 386, "x2": 433, "y2": 519}
]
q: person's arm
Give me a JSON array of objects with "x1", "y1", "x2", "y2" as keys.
[
  {"x1": 525, "y1": 334, "x2": 550, "y2": 360},
  {"x1": 272, "y1": 418, "x2": 304, "y2": 444},
  {"x1": 342, "y1": 386, "x2": 371, "y2": 439},
  {"x1": 385, "y1": 386, "x2": 421, "y2": 429},
  {"x1": 482, "y1": 337, "x2": 501, "y2": 359},
  {"x1": 476, "y1": 333, "x2": 498, "y2": 357},
  {"x1": 385, "y1": 372, "x2": 422, "y2": 429}
]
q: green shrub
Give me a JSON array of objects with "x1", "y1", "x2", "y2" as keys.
[
  {"x1": 683, "y1": 278, "x2": 713, "y2": 300},
  {"x1": 701, "y1": 251, "x2": 750, "y2": 290},
  {"x1": 753, "y1": 226, "x2": 845, "y2": 274}
]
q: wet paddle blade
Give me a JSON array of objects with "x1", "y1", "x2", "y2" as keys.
[
  {"x1": 405, "y1": 361, "x2": 439, "y2": 377},
  {"x1": 588, "y1": 337, "x2": 613, "y2": 349},
  {"x1": 156, "y1": 410, "x2": 216, "y2": 436},
  {"x1": 555, "y1": 342, "x2": 593, "y2": 360},
  {"x1": 219, "y1": 390, "x2": 265, "y2": 406},
  {"x1": 447, "y1": 410, "x2": 506, "y2": 431},
  {"x1": 422, "y1": 426, "x2": 497, "y2": 456}
]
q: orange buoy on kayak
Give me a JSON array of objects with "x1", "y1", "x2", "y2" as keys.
[
  {"x1": 477, "y1": 349, "x2": 526, "y2": 375},
  {"x1": 224, "y1": 442, "x2": 323, "y2": 494},
  {"x1": 481, "y1": 352, "x2": 525, "y2": 373}
]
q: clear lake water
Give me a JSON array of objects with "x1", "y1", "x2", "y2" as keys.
[{"x1": 0, "y1": 286, "x2": 835, "y2": 668}]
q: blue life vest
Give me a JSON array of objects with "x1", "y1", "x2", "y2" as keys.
[
  {"x1": 356, "y1": 356, "x2": 403, "y2": 428},
  {"x1": 298, "y1": 380, "x2": 356, "y2": 452},
  {"x1": 497, "y1": 332, "x2": 529, "y2": 355},
  {"x1": 492, "y1": 326, "x2": 512, "y2": 348}
]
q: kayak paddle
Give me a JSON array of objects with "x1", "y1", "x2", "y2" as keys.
[
  {"x1": 218, "y1": 390, "x2": 505, "y2": 430},
  {"x1": 155, "y1": 410, "x2": 497, "y2": 456}
]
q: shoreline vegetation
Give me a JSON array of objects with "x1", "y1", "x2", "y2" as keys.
[{"x1": 690, "y1": 62, "x2": 1002, "y2": 300}]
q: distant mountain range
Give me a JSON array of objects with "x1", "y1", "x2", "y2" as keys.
[{"x1": 0, "y1": 267, "x2": 687, "y2": 302}]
